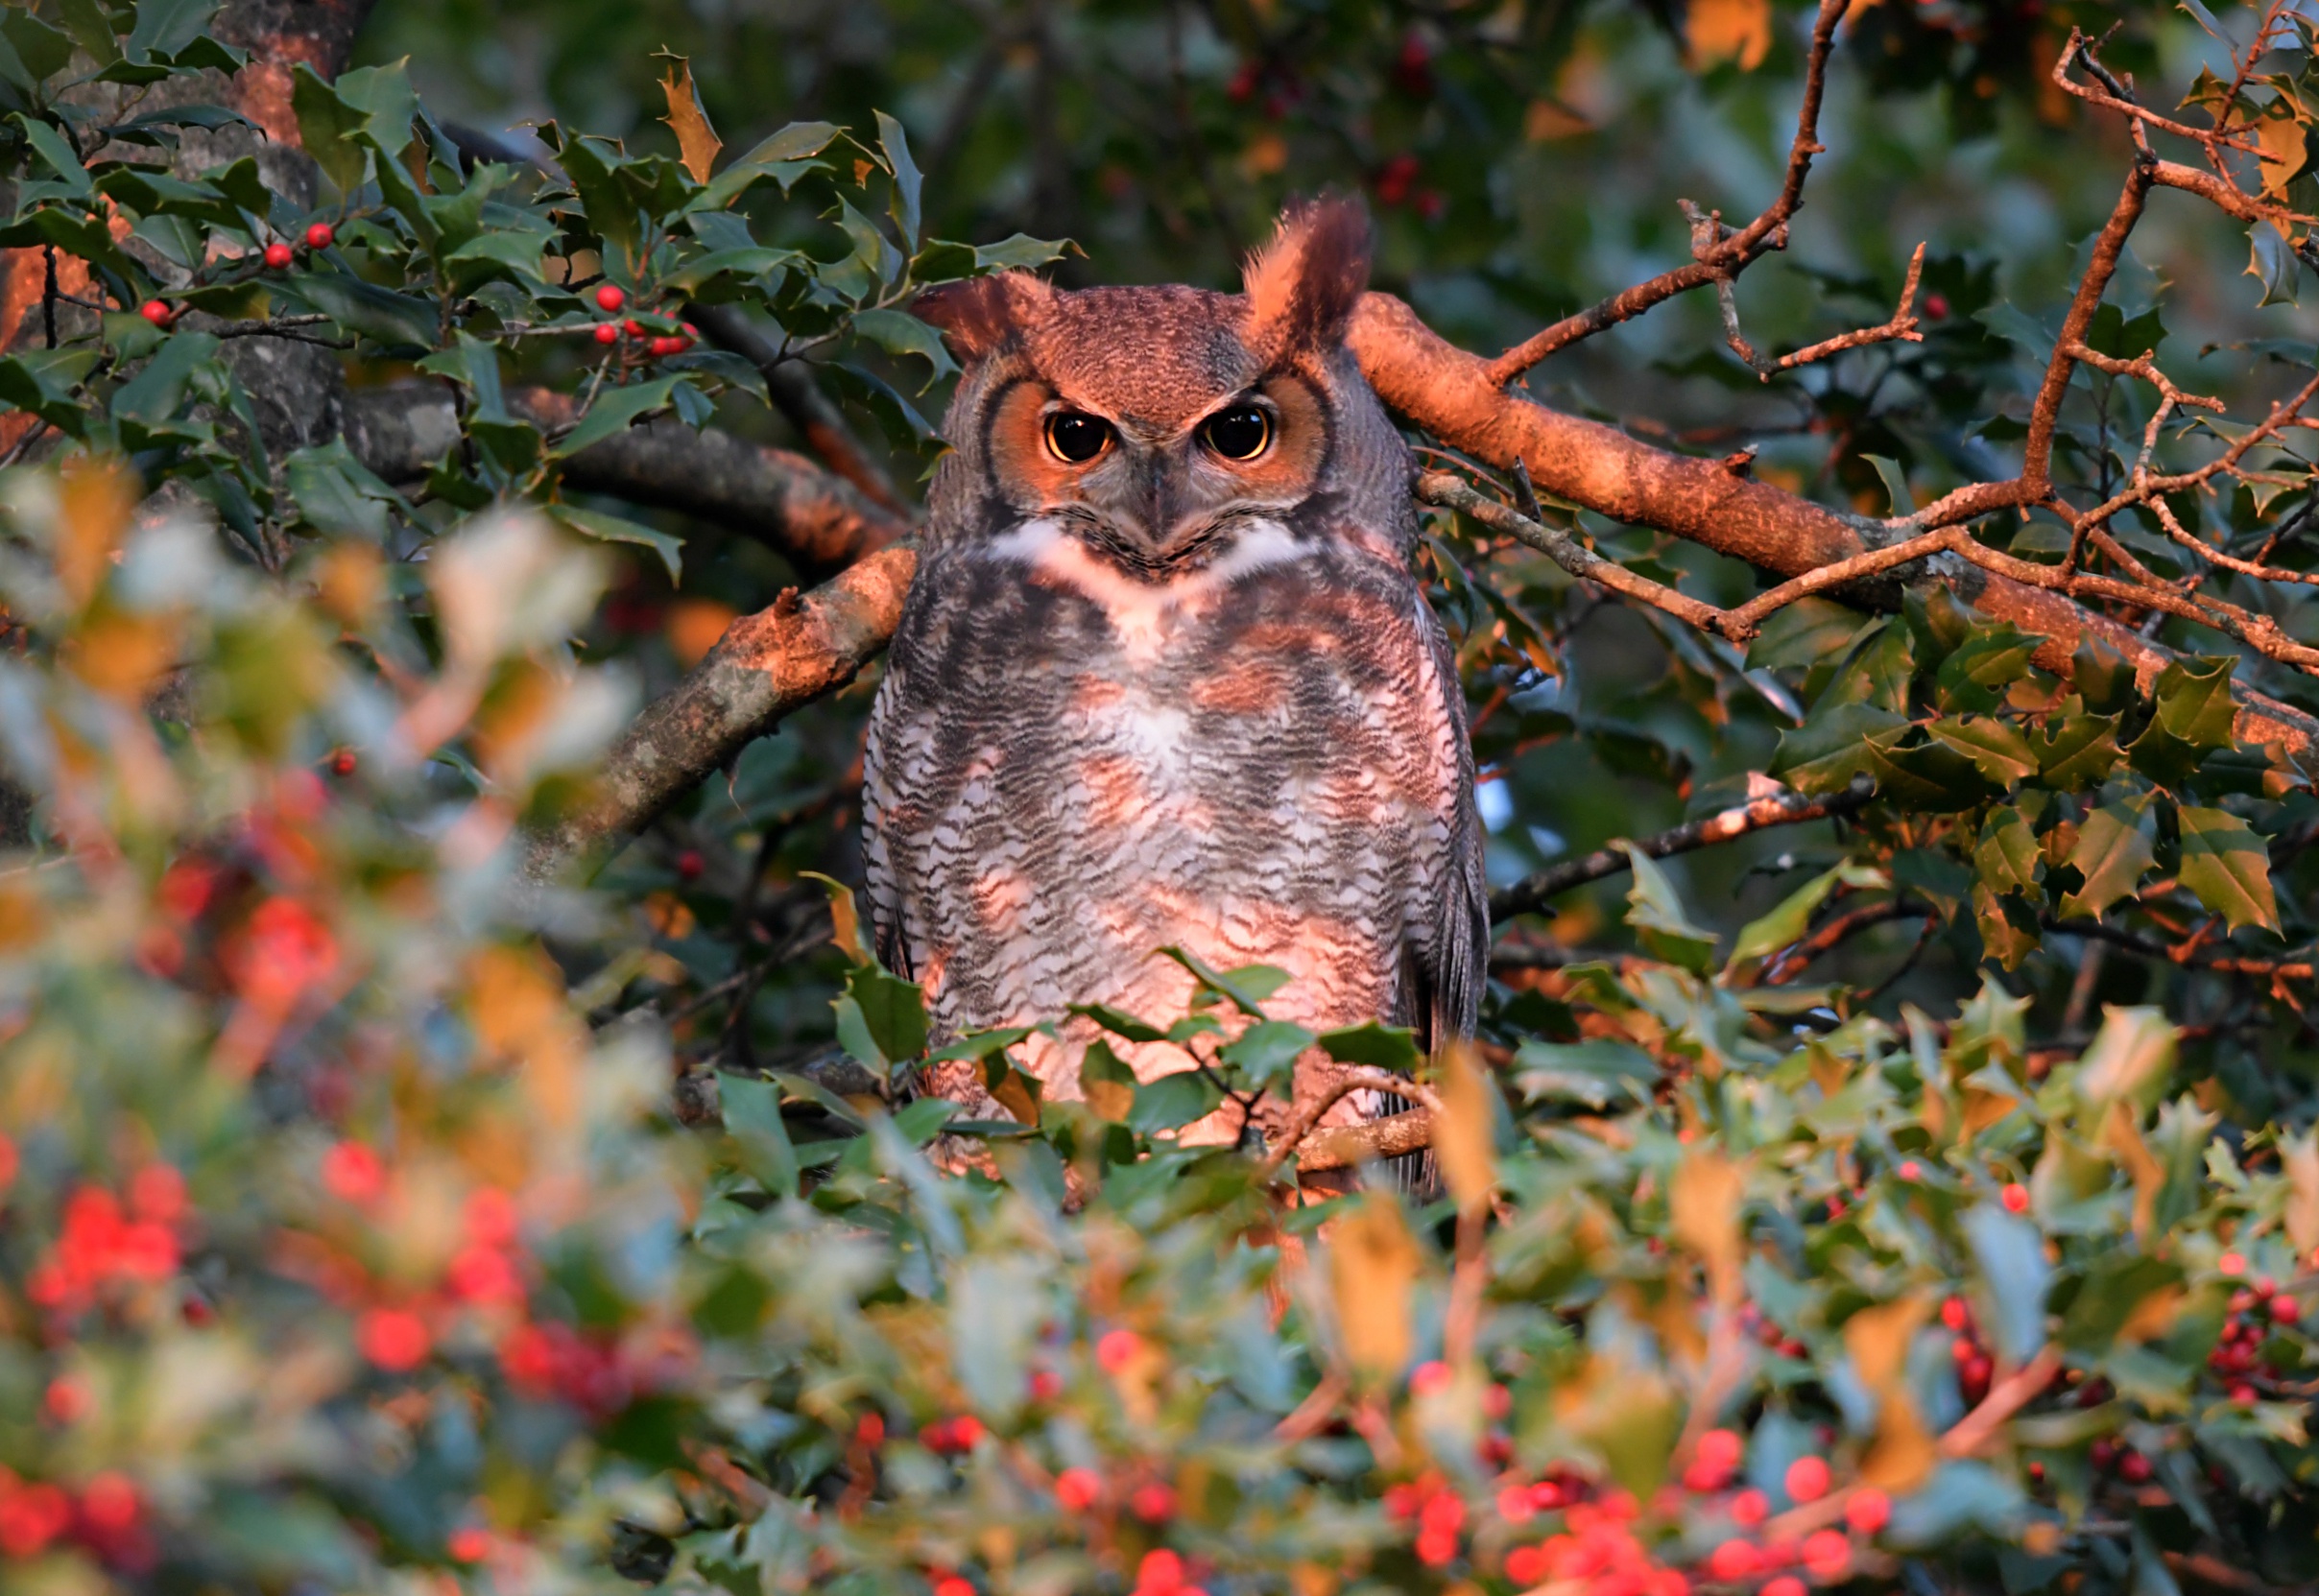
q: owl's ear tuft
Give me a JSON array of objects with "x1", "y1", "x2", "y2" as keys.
[
  {"x1": 1241, "y1": 194, "x2": 1371, "y2": 356},
  {"x1": 911, "y1": 271, "x2": 1056, "y2": 360}
]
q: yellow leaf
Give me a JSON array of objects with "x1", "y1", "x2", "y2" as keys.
[
  {"x1": 1961, "y1": 1085, "x2": 2021, "y2": 1141},
  {"x1": 1434, "y1": 1042, "x2": 1498, "y2": 1212},
  {"x1": 2101, "y1": 1099, "x2": 2164, "y2": 1245},
  {"x1": 1329, "y1": 1194, "x2": 1421, "y2": 1378},
  {"x1": 2285, "y1": 1131, "x2": 2319, "y2": 1257},
  {"x1": 1669, "y1": 1149, "x2": 1743, "y2": 1301},
  {"x1": 1844, "y1": 1295, "x2": 1930, "y2": 1394},
  {"x1": 2118, "y1": 1286, "x2": 2183, "y2": 1346},
  {"x1": 1686, "y1": 0, "x2": 1771, "y2": 71},
  {"x1": 1083, "y1": 1077, "x2": 1135, "y2": 1123},
  {"x1": 2259, "y1": 108, "x2": 2307, "y2": 202},
  {"x1": 57, "y1": 454, "x2": 137, "y2": 611},
  {"x1": 1859, "y1": 1393, "x2": 1937, "y2": 1492},
  {"x1": 657, "y1": 56, "x2": 723, "y2": 184}
]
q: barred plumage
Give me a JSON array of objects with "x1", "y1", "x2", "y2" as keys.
[{"x1": 863, "y1": 199, "x2": 1486, "y2": 1149}]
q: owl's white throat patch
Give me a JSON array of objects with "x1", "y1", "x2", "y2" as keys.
[{"x1": 984, "y1": 515, "x2": 1305, "y2": 659}]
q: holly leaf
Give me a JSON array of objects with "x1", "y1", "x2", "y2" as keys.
[
  {"x1": 2176, "y1": 806, "x2": 2280, "y2": 933},
  {"x1": 1768, "y1": 701, "x2": 1908, "y2": 793},
  {"x1": 1618, "y1": 845, "x2": 1717, "y2": 973},
  {"x1": 2035, "y1": 714, "x2": 2123, "y2": 791},
  {"x1": 657, "y1": 53, "x2": 722, "y2": 183},
  {"x1": 1933, "y1": 624, "x2": 2040, "y2": 715},
  {"x1": 1974, "y1": 808, "x2": 2042, "y2": 894},
  {"x1": 2060, "y1": 801, "x2": 2157, "y2": 919},
  {"x1": 1927, "y1": 716, "x2": 2038, "y2": 785}
]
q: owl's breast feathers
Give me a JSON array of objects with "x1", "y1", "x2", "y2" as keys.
[{"x1": 863, "y1": 505, "x2": 1487, "y2": 1131}]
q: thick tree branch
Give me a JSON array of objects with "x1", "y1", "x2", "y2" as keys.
[
  {"x1": 524, "y1": 543, "x2": 919, "y2": 880},
  {"x1": 1347, "y1": 291, "x2": 2319, "y2": 770},
  {"x1": 341, "y1": 386, "x2": 912, "y2": 577}
]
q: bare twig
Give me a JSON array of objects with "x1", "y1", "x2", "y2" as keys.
[
  {"x1": 1491, "y1": 777, "x2": 1875, "y2": 922},
  {"x1": 1714, "y1": 237, "x2": 1926, "y2": 380},
  {"x1": 1481, "y1": 0, "x2": 1853, "y2": 382}
]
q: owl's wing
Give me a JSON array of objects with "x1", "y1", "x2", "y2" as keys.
[
  {"x1": 1409, "y1": 593, "x2": 1490, "y2": 1054},
  {"x1": 859, "y1": 652, "x2": 916, "y2": 983}
]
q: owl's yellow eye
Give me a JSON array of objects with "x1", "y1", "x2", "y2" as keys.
[
  {"x1": 1044, "y1": 411, "x2": 1113, "y2": 464},
  {"x1": 1200, "y1": 405, "x2": 1272, "y2": 461}
]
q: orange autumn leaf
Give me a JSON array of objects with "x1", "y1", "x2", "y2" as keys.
[
  {"x1": 1687, "y1": 0, "x2": 1771, "y2": 72},
  {"x1": 657, "y1": 56, "x2": 723, "y2": 184}
]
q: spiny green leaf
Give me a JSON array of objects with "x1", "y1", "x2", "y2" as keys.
[
  {"x1": 2060, "y1": 800, "x2": 2158, "y2": 919},
  {"x1": 1928, "y1": 716, "x2": 2039, "y2": 785},
  {"x1": 1618, "y1": 845, "x2": 1717, "y2": 973},
  {"x1": 2035, "y1": 714, "x2": 2123, "y2": 791},
  {"x1": 2176, "y1": 805, "x2": 2280, "y2": 933}
]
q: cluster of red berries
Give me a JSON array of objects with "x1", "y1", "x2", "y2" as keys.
[
  {"x1": 499, "y1": 1318, "x2": 655, "y2": 1416},
  {"x1": 2087, "y1": 1437, "x2": 2154, "y2": 1485},
  {"x1": 24, "y1": 1169, "x2": 185, "y2": 1312},
  {"x1": 587, "y1": 284, "x2": 697, "y2": 357},
  {"x1": 1943, "y1": 1297, "x2": 1994, "y2": 1405},
  {"x1": 2209, "y1": 1253, "x2": 2300, "y2": 1402},
  {"x1": 920, "y1": 1414, "x2": 987, "y2": 1455},
  {"x1": 227, "y1": 895, "x2": 339, "y2": 1012},
  {"x1": 0, "y1": 1467, "x2": 148, "y2": 1569},
  {"x1": 1384, "y1": 1472, "x2": 1470, "y2": 1566},
  {"x1": 141, "y1": 224, "x2": 338, "y2": 324},
  {"x1": 1737, "y1": 1303, "x2": 1809, "y2": 1362},
  {"x1": 1372, "y1": 154, "x2": 1446, "y2": 219}
]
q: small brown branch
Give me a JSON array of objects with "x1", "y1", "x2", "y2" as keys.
[
  {"x1": 2024, "y1": 161, "x2": 2154, "y2": 488},
  {"x1": 1939, "y1": 1346, "x2": 2063, "y2": 1458},
  {"x1": 685, "y1": 302, "x2": 909, "y2": 513},
  {"x1": 1758, "y1": 898, "x2": 1930, "y2": 985},
  {"x1": 2049, "y1": 29, "x2": 2262, "y2": 155},
  {"x1": 1416, "y1": 470, "x2": 1730, "y2": 636},
  {"x1": 1271, "y1": 1373, "x2": 1348, "y2": 1442},
  {"x1": 1290, "y1": 1110, "x2": 1437, "y2": 1175},
  {"x1": 1491, "y1": 776, "x2": 1876, "y2": 922},
  {"x1": 1482, "y1": 0, "x2": 1852, "y2": 382},
  {"x1": 2042, "y1": 916, "x2": 2316, "y2": 982},
  {"x1": 1717, "y1": 239, "x2": 1925, "y2": 380},
  {"x1": 1259, "y1": 1069, "x2": 1445, "y2": 1179}
]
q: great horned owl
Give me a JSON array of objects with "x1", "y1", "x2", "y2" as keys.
[{"x1": 861, "y1": 199, "x2": 1486, "y2": 1150}]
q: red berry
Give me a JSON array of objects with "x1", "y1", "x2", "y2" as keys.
[
  {"x1": 1762, "y1": 1579, "x2": 1806, "y2": 1596},
  {"x1": 2117, "y1": 1451, "x2": 2153, "y2": 1485},
  {"x1": 1505, "y1": 1545, "x2": 1549, "y2": 1585},
  {"x1": 855, "y1": 1412, "x2": 884, "y2": 1447},
  {"x1": 2259, "y1": 1274, "x2": 2278, "y2": 1298},
  {"x1": 933, "y1": 1579, "x2": 974, "y2": 1596},
  {"x1": 1923, "y1": 293, "x2": 1949, "y2": 320},
  {"x1": 1028, "y1": 1369, "x2": 1064, "y2": 1402},
  {"x1": 1801, "y1": 1529, "x2": 1852, "y2": 1580},
  {"x1": 1951, "y1": 1336, "x2": 1978, "y2": 1363},
  {"x1": 2220, "y1": 1251, "x2": 2248, "y2": 1277},
  {"x1": 1129, "y1": 1483, "x2": 1176, "y2": 1522},
  {"x1": 1708, "y1": 1539, "x2": 1760, "y2": 1582},
  {"x1": 1845, "y1": 1488, "x2": 1891, "y2": 1535},
  {"x1": 1899, "y1": 1159, "x2": 1922, "y2": 1180},
  {"x1": 1484, "y1": 1382, "x2": 1513, "y2": 1419},
  {"x1": 2274, "y1": 1295, "x2": 2303, "y2": 1322},
  {"x1": 1697, "y1": 1428, "x2": 1743, "y2": 1474},
  {"x1": 648, "y1": 335, "x2": 683, "y2": 357},
  {"x1": 1136, "y1": 1550, "x2": 1183, "y2": 1593},
  {"x1": 139, "y1": 299, "x2": 173, "y2": 327},
  {"x1": 264, "y1": 241, "x2": 294, "y2": 270},
  {"x1": 1731, "y1": 1489, "x2": 1769, "y2": 1527},
  {"x1": 1784, "y1": 1455, "x2": 1830, "y2": 1503},
  {"x1": 2231, "y1": 1382, "x2": 2259, "y2": 1405},
  {"x1": 1096, "y1": 1329, "x2": 1144, "y2": 1373},
  {"x1": 1410, "y1": 1359, "x2": 1452, "y2": 1396},
  {"x1": 2001, "y1": 1182, "x2": 2030, "y2": 1214},
  {"x1": 448, "y1": 1528, "x2": 490, "y2": 1563},
  {"x1": 329, "y1": 748, "x2": 357, "y2": 776},
  {"x1": 305, "y1": 222, "x2": 335, "y2": 250},
  {"x1": 1054, "y1": 1466, "x2": 1101, "y2": 1512},
  {"x1": 357, "y1": 1307, "x2": 431, "y2": 1371},
  {"x1": 675, "y1": 849, "x2": 705, "y2": 882},
  {"x1": 1414, "y1": 1526, "x2": 1457, "y2": 1566},
  {"x1": 593, "y1": 322, "x2": 619, "y2": 345},
  {"x1": 624, "y1": 319, "x2": 645, "y2": 337},
  {"x1": 2090, "y1": 1439, "x2": 2118, "y2": 1471},
  {"x1": 79, "y1": 1471, "x2": 140, "y2": 1534},
  {"x1": 595, "y1": 283, "x2": 627, "y2": 312},
  {"x1": 1941, "y1": 1298, "x2": 1971, "y2": 1331}
]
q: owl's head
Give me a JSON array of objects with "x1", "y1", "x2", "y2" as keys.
[{"x1": 914, "y1": 197, "x2": 1410, "y2": 576}]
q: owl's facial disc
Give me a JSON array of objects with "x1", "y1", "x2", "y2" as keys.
[{"x1": 988, "y1": 373, "x2": 1327, "y2": 576}]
